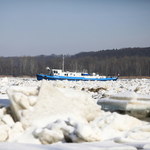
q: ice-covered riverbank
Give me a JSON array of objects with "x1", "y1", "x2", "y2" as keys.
[{"x1": 0, "y1": 77, "x2": 150, "y2": 150}]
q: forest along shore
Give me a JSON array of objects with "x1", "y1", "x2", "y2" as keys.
[{"x1": 0, "y1": 47, "x2": 150, "y2": 77}]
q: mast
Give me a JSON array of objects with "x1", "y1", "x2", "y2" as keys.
[{"x1": 62, "y1": 55, "x2": 64, "y2": 72}]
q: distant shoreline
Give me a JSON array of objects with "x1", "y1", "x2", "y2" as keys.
[{"x1": 119, "y1": 76, "x2": 150, "y2": 79}]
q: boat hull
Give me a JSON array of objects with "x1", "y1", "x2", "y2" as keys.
[{"x1": 36, "y1": 74, "x2": 118, "y2": 81}]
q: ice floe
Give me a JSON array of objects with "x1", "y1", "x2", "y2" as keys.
[{"x1": 0, "y1": 77, "x2": 150, "y2": 150}]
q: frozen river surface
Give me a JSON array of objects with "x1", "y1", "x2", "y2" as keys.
[{"x1": 0, "y1": 77, "x2": 150, "y2": 150}]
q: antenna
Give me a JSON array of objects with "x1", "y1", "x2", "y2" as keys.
[{"x1": 62, "y1": 55, "x2": 64, "y2": 72}]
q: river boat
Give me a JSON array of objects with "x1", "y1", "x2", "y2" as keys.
[
  {"x1": 36, "y1": 68, "x2": 118, "y2": 81},
  {"x1": 36, "y1": 56, "x2": 118, "y2": 81}
]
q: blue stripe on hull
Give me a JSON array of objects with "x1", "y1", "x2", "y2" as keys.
[{"x1": 36, "y1": 74, "x2": 118, "y2": 81}]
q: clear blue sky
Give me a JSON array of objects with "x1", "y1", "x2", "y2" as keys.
[{"x1": 0, "y1": 0, "x2": 150, "y2": 56}]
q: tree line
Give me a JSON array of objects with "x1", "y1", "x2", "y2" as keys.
[{"x1": 0, "y1": 47, "x2": 150, "y2": 77}]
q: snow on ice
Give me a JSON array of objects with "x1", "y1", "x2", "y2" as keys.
[{"x1": 0, "y1": 77, "x2": 150, "y2": 150}]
